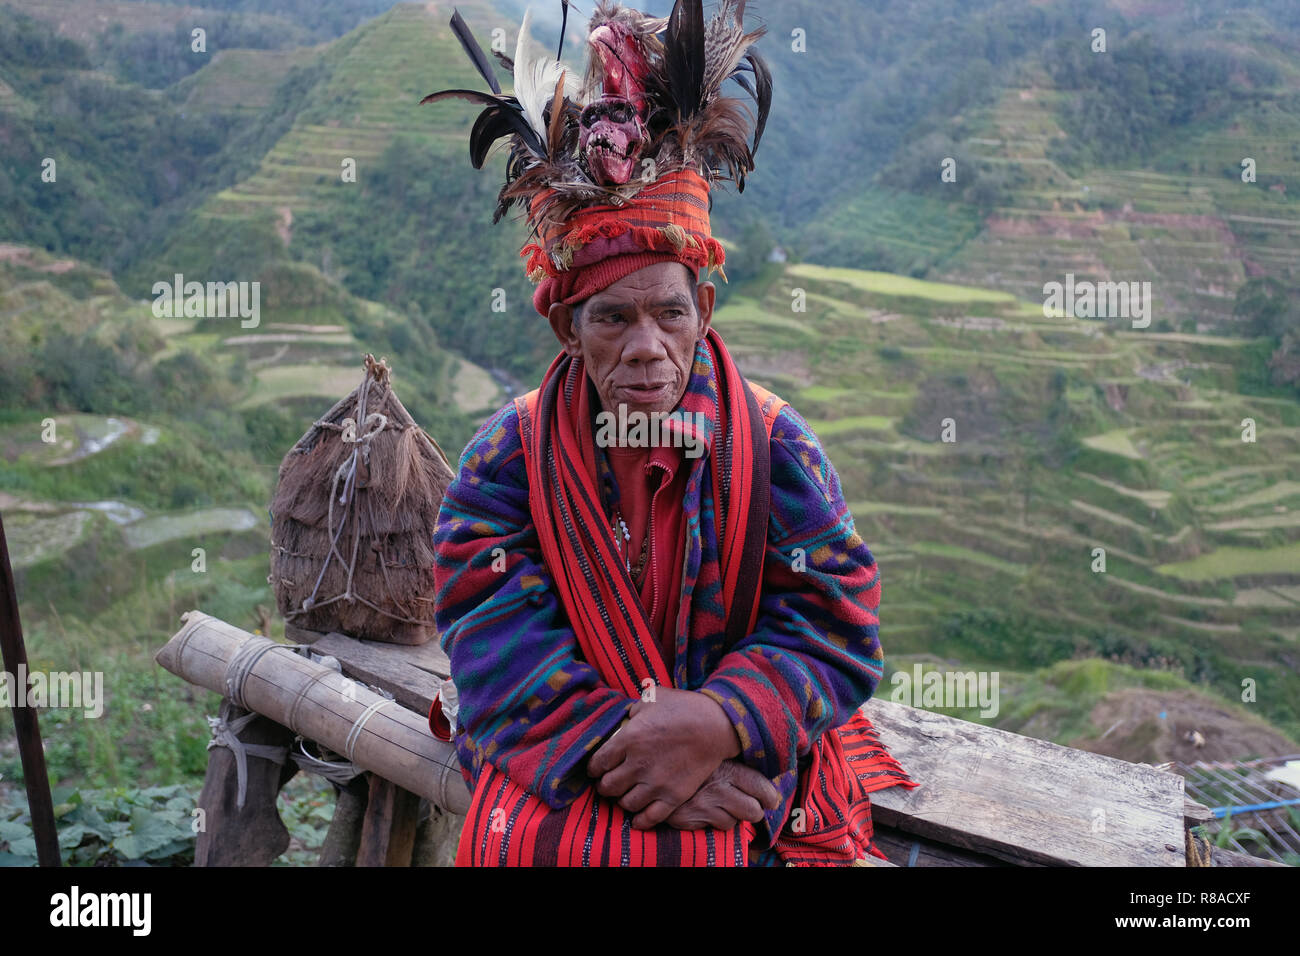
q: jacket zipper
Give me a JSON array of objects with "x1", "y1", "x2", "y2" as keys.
[{"x1": 645, "y1": 459, "x2": 673, "y2": 630}]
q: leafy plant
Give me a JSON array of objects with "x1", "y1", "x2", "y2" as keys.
[
  {"x1": 0, "y1": 784, "x2": 200, "y2": 866},
  {"x1": 273, "y1": 777, "x2": 338, "y2": 867},
  {"x1": 1212, "y1": 810, "x2": 1268, "y2": 851}
]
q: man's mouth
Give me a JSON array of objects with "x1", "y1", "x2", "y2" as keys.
[{"x1": 620, "y1": 382, "x2": 671, "y2": 400}]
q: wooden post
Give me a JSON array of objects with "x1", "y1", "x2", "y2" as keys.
[
  {"x1": 194, "y1": 699, "x2": 298, "y2": 866},
  {"x1": 0, "y1": 514, "x2": 59, "y2": 867},
  {"x1": 412, "y1": 805, "x2": 465, "y2": 867},
  {"x1": 318, "y1": 780, "x2": 368, "y2": 867},
  {"x1": 357, "y1": 775, "x2": 421, "y2": 866}
]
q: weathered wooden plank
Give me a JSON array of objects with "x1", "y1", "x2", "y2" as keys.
[
  {"x1": 356, "y1": 780, "x2": 391, "y2": 868},
  {"x1": 194, "y1": 700, "x2": 297, "y2": 866},
  {"x1": 1184, "y1": 797, "x2": 1214, "y2": 828},
  {"x1": 1210, "y1": 846, "x2": 1287, "y2": 867},
  {"x1": 318, "y1": 782, "x2": 368, "y2": 867},
  {"x1": 285, "y1": 623, "x2": 449, "y2": 715},
  {"x1": 386, "y1": 786, "x2": 421, "y2": 866},
  {"x1": 413, "y1": 805, "x2": 464, "y2": 867},
  {"x1": 863, "y1": 698, "x2": 1186, "y2": 867},
  {"x1": 873, "y1": 825, "x2": 1009, "y2": 867}
]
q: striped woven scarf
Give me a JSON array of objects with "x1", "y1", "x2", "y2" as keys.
[{"x1": 456, "y1": 329, "x2": 914, "y2": 866}]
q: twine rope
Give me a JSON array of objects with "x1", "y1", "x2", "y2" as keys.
[
  {"x1": 218, "y1": 637, "x2": 398, "y2": 789},
  {"x1": 288, "y1": 735, "x2": 364, "y2": 787},
  {"x1": 205, "y1": 703, "x2": 290, "y2": 810},
  {"x1": 345, "y1": 697, "x2": 394, "y2": 763},
  {"x1": 224, "y1": 637, "x2": 306, "y2": 709}
]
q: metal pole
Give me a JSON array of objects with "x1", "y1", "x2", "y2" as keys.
[{"x1": 0, "y1": 513, "x2": 60, "y2": 866}]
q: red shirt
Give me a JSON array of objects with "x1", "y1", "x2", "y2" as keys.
[{"x1": 604, "y1": 441, "x2": 687, "y2": 674}]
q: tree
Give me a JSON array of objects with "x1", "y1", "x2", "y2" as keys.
[{"x1": 1234, "y1": 277, "x2": 1296, "y2": 341}]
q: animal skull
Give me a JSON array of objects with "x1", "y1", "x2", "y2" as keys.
[{"x1": 580, "y1": 96, "x2": 647, "y2": 187}]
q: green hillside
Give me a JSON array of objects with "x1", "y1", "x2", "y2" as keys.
[
  {"x1": 808, "y1": 10, "x2": 1300, "y2": 338},
  {"x1": 126, "y1": 0, "x2": 563, "y2": 383},
  {"x1": 721, "y1": 260, "x2": 1300, "y2": 741}
]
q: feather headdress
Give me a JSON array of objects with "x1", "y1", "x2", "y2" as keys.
[{"x1": 422, "y1": 0, "x2": 771, "y2": 233}]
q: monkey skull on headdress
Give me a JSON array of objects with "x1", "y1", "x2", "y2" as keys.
[{"x1": 580, "y1": 96, "x2": 647, "y2": 186}]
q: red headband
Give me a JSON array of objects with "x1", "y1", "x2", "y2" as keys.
[{"x1": 522, "y1": 169, "x2": 726, "y2": 317}]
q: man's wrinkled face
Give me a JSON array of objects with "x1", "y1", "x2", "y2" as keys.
[{"x1": 548, "y1": 262, "x2": 715, "y2": 417}]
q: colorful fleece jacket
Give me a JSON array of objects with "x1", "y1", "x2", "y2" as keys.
[{"x1": 432, "y1": 337, "x2": 884, "y2": 844}]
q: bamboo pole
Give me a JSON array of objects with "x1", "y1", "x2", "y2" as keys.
[{"x1": 155, "y1": 611, "x2": 469, "y2": 815}]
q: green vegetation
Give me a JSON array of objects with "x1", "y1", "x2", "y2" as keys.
[
  {"x1": 1044, "y1": 35, "x2": 1273, "y2": 171},
  {"x1": 1157, "y1": 543, "x2": 1300, "y2": 582},
  {"x1": 787, "y1": 264, "x2": 1017, "y2": 304},
  {"x1": 0, "y1": 775, "x2": 337, "y2": 866}
]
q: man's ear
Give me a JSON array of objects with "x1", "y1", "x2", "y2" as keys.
[
  {"x1": 695, "y1": 280, "x2": 716, "y2": 338},
  {"x1": 548, "y1": 301, "x2": 582, "y2": 356}
]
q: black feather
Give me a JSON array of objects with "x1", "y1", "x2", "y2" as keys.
[
  {"x1": 732, "y1": 70, "x2": 758, "y2": 145},
  {"x1": 419, "y1": 88, "x2": 500, "y2": 107},
  {"x1": 555, "y1": 0, "x2": 570, "y2": 62},
  {"x1": 449, "y1": 10, "x2": 501, "y2": 96},
  {"x1": 663, "y1": 0, "x2": 706, "y2": 118},
  {"x1": 421, "y1": 89, "x2": 544, "y2": 158},
  {"x1": 470, "y1": 108, "x2": 516, "y2": 168},
  {"x1": 742, "y1": 49, "x2": 771, "y2": 155}
]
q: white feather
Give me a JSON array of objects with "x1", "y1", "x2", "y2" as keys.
[{"x1": 514, "y1": 7, "x2": 568, "y2": 145}]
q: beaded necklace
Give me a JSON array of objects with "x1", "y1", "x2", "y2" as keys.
[{"x1": 613, "y1": 511, "x2": 650, "y2": 586}]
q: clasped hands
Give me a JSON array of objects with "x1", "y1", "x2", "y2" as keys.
[{"x1": 586, "y1": 687, "x2": 781, "y2": 831}]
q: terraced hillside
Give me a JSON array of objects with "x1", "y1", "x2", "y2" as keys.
[
  {"x1": 720, "y1": 261, "x2": 1300, "y2": 741},
  {"x1": 134, "y1": 0, "x2": 560, "y2": 381},
  {"x1": 200, "y1": 2, "x2": 443, "y2": 216},
  {"x1": 935, "y1": 68, "x2": 1300, "y2": 331},
  {"x1": 175, "y1": 46, "x2": 324, "y2": 113},
  {"x1": 815, "y1": 10, "x2": 1300, "y2": 335}
]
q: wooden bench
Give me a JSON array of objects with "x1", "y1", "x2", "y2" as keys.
[{"x1": 158, "y1": 615, "x2": 1208, "y2": 866}]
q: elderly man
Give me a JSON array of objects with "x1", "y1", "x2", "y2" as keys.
[{"x1": 428, "y1": 1, "x2": 911, "y2": 866}]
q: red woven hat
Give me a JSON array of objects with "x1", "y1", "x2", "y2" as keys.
[{"x1": 522, "y1": 169, "x2": 727, "y2": 317}]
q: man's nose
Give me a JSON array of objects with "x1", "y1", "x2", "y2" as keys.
[{"x1": 622, "y1": 317, "x2": 668, "y2": 363}]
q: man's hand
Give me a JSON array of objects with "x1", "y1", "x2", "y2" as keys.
[
  {"x1": 665, "y1": 760, "x2": 782, "y2": 831},
  {"x1": 587, "y1": 687, "x2": 741, "y2": 829}
]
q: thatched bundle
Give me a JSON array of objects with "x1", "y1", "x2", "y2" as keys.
[{"x1": 269, "y1": 355, "x2": 455, "y2": 645}]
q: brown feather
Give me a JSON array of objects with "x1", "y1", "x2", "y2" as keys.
[
  {"x1": 669, "y1": 95, "x2": 755, "y2": 183},
  {"x1": 548, "y1": 73, "x2": 567, "y2": 157}
]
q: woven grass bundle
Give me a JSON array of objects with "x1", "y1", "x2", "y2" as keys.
[{"x1": 269, "y1": 354, "x2": 455, "y2": 645}]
